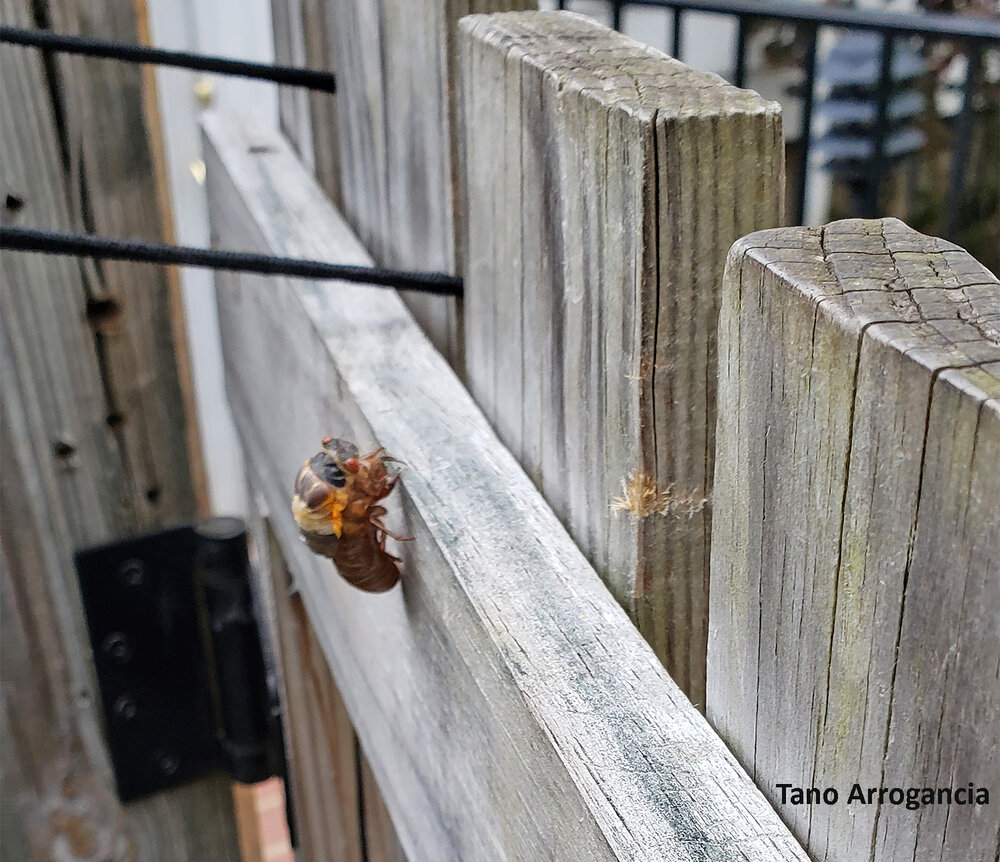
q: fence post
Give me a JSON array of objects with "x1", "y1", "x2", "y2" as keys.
[
  {"x1": 321, "y1": 0, "x2": 535, "y2": 364},
  {"x1": 459, "y1": 10, "x2": 784, "y2": 705},
  {"x1": 708, "y1": 217, "x2": 1000, "y2": 861}
]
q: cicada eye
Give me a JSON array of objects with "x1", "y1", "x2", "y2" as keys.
[
  {"x1": 309, "y1": 451, "x2": 346, "y2": 487},
  {"x1": 343, "y1": 457, "x2": 360, "y2": 474}
]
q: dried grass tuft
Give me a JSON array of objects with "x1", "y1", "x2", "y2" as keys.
[{"x1": 611, "y1": 471, "x2": 709, "y2": 519}]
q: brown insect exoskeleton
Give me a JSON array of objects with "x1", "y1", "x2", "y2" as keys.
[{"x1": 291, "y1": 436, "x2": 410, "y2": 592}]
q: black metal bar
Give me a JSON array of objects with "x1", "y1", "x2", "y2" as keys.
[
  {"x1": 946, "y1": 44, "x2": 982, "y2": 240},
  {"x1": 864, "y1": 33, "x2": 895, "y2": 217},
  {"x1": 734, "y1": 16, "x2": 748, "y2": 89},
  {"x1": 624, "y1": 0, "x2": 1000, "y2": 41},
  {"x1": 0, "y1": 25, "x2": 337, "y2": 92},
  {"x1": 612, "y1": 0, "x2": 624, "y2": 30},
  {"x1": 0, "y1": 227, "x2": 464, "y2": 297},
  {"x1": 795, "y1": 23, "x2": 819, "y2": 225},
  {"x1": 557, "y1": 0, "x2": 568, "y2": 9},
  {"x1": 672, "y1": 8, "x2": 684, "y2": 59}
]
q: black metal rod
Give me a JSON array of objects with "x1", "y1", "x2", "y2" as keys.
[
  {"x1": 795, "y1": 23, "x2": 819, "y2": 225},
  {"x1": 734, "y1": 16, "x2": 748, "y2": 89},
  {"x1": 864, "y1": 33, "x2": 895, "y2": 217},
  {"x1": 0, "y1": 227, "x2": 464, "y2": 297},
  {"x1": 0, "y1": 25, "x2": 336, "y2": 92},
  {"x1": 672, "y1": 8, "x2": 684, "y2": 59},
  {"x1": 946, "y1": 44, "x2": 981, "y2": 240},
  {"x1": 623, "y1": 0, "x2": 1000, "y2": 41},
  {"x1": 612, "y1": 0, "x2": 624, "y2": 30}
]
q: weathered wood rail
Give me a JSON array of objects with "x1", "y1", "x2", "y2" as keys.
[
  {"x1": 459, "y1": 11, "x2": 784, "y2": 706},
  {"x1": 203, "y1": 110, "x2": 808, "y2": 861},
  {"x1": 708, "y1": 218, "x2": 1000, "y2": 862}
]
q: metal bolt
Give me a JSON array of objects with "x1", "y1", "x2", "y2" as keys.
[
  {"x1": 113, "y1": 694, "x2": 138, "y2": 721},
  {"x1": 154, "y1": 751, "x2": 179, "y2": 777},
  {"x1": 118, "y1": 558, "x2": 145, "y2": 587},
  {"x1": 102, "y1": 632, "x2": 133, "y2": 665}
]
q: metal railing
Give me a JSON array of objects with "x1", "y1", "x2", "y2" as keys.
[{"x1": 558, "y1": 0, "x2": 1000, "y2": 232}]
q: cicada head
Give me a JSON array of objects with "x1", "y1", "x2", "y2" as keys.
[
  {"x1": 321, "y1": 436, "x2": 362, "y2": 476},
  {"x1": 291, "y1": 443, "x2": 356, "y2": 555}
]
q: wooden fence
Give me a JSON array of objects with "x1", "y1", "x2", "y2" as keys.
[
  {"x1": 459, "y1": 11, "x2": 783, "y2": 706},
  {"x1": 1, "y1": 0, "x2": 238, "y2": 858},
  {"x1": 205, "y1": 6, "x2": 997, "y2": 862},
  {"x1": 709, "y1": 218, "x2": 999, "y2": 861}
]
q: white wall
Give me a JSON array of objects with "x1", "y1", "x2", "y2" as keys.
[{"x1": 146, "y1": 0, "x2": 277, "y2": 515}]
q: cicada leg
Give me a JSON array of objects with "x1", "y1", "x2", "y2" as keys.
[{"x1": 368, "y1": 505, "x2": 413, "y2": 544}]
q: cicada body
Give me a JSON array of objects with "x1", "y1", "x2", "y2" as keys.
[{"x1": 291, "y1": 436, "x2": 408, "y2": 592}]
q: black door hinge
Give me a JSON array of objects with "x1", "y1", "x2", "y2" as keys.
[{"x1": 75, "y1": 518, "x2": 287, "y2": 803}]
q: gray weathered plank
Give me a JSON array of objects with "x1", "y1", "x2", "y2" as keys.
[
  {"x1": 203, "y1": 111, "x2": 806, "y2": 862},
  {"x1": 41, "y1": 0, "x2": 200, "y2": 524},
  {"x1": 707, "y1": 217, "x2": 1000, "y2": 862},
  {"x1": 248, "y1": 488, "x2": 408, "y2": 862},
  {"x1": 1, "y1": 0, "x2": 239, "y2": 857},
  {"x1": 322, "y1": 0, "x2": 536, "y2": 364},
  {"x1": 270, "y1": 0, "x2": 341, "y2": 206},
  {"x1": 359, "y1": 756, "x2": 409, "y2": 862},
  {"x1": 459, "y1": 11, "x2": 785, "y2": 706}
]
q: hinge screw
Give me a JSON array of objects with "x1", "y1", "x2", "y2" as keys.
[
  {"x1": 113, "y1": 694, "x2": 138, "y2": 721},
  {"x1": 102, "y1": 632, "x2": 134, "y2": 664},
  {"x1": 154, "y1": 751, "x2": 180, "y2": 777},
  {"x1": 118, "y1": 558, "x2": 145, "y2": 587}
]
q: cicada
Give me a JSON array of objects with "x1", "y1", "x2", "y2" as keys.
[{"x1": 291, "y1": 436, "x2": 409, "y2": 592}]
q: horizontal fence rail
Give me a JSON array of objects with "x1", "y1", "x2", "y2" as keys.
[
  {"x1": 562, "y1": 0, "x2": 1000, "y2": 232},
  {"x1": 203, "y1": 110, "x2": 808, "y2": 862}
]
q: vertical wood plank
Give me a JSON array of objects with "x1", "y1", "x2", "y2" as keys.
[
  {"x1": 0, "y1": 0, "x2": 239, "y2": 857},
  {"x1": 270, "y1": 0, "x2": 341, "y2": 206},
  {"x1": 322, "y1": 0, "x2": 536, "y2": 364},
  {"x1": 359, "y1": 756, "x2": 408, "y2": 862},
  {"x1": 258, "y1": 518, "x2": 366, "y2": 862},
  {"x1": 40, "y1": 0, "x2": 199, "y2": 524},
  {"x1": 244, "y1": 487, "x2": 407, "y2": 862},
  {"x1": 271, "y1": 0, "x2": 316, "y2": 171},
  {"x1": 459, "y1": 11, "x2": 784, "y2": 705},
  {"x1": 708, "y1": 218, "x2": 1000, "y2": 862}
]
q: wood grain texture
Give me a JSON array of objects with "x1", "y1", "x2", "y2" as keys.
[
  {"x1": 203, "y1": 111, "x2": 806, "y2": 862},
  {"x1": 359, "y1": 755, "x2": 408, "y2": 862},
  {"x1": 458, "y1": 11, "x2": 785, "y2": 707},
  {"x1": 246, "y1": 500, "x2": 407, "y2": 862},
  {"x1": 40, "y1": 0, "x2": 198, "y2": 524},
  {"x1": 258, "y1": 513, "x2": 366, "y2": 862},
  {"x1": 0, "y1": 0, "x2": 239, "y2": 857},
  {"x1": 707, "y1": 218, "x2": 1000, "y2": 862},
  {"x1": 270, "y1": 0, "x2": 341, "y2": 206},
  {"x1": 322, "y1": 0, "x2": 536, "y2": 364}
]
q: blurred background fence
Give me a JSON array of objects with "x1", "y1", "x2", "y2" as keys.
[{"x1": 554, "y1": 0, "x2": 1000, "y2": 272}]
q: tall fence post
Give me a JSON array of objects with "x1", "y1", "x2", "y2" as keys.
[
  {"x1": 459, "y1": 10, "x2": 784, "y2": 705},
  {"x1": 708, "y1": 217, "x2": 1000, "y2": 862}
]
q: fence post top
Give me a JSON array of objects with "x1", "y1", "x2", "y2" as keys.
[{"x1": 459, "y1": 10, "x2": 781, "y2": 120}]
